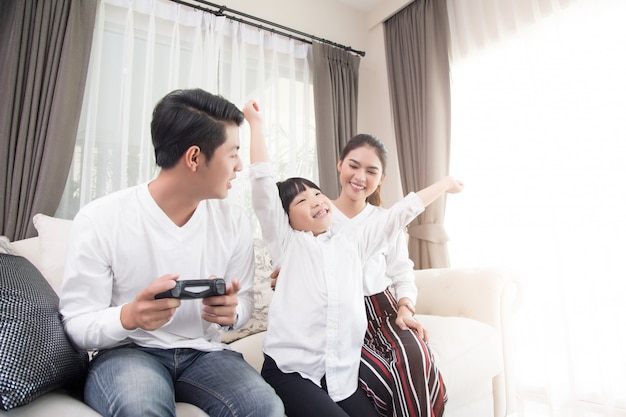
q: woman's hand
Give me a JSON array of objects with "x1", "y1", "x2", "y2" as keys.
[
  {"x1": 396, "y1": 306, "x2": 429, "y2": 342},
  {"x1": 445, "y1": 176, "x2": 465, "y2": 194}
]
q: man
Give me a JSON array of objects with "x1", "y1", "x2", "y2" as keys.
[{"x1": 59, "y1": 89, "x2": 284, "y2": 417}]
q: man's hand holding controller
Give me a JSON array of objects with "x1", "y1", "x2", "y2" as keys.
[
  {"x1": 201, "y1": 278, "x2": 241, "y2": 329},
  {"x1": 120, "y1": 275, "x2": 240, "y2": 331},
  {"x1": 155, "y1": 278, "x2": 226, "y2": 299},
  {"x1": 121, "y1": 274, "x2": 182, "y2": 331}
]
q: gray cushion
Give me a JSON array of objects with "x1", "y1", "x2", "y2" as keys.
[{"x1": 0, "y1": 254, "x2": 89, "y2": 411}]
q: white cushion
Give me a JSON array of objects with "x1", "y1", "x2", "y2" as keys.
[
  {"x1": 0, "y1": 391, "x2": 207, "y2": 417},
  {"x1": 32, "y1": 214, "x2": 72, "y2": 294},
  {"x1": 0, "y1": 236, "x2": 16, "y2": 255},
  {"x1": 229, "y1": 331, "x2": 267, "y2": 372},
  {"x1": 9, "y1": 237, "x2": 41, "y2": 270},
  {"x1": 0, "y1": 391, "x2": 100, "y2": 417},
  {"x1": 418, "y1": 314, "x2": 503, "y2": 408}
]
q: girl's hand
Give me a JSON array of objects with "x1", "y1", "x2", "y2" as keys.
[{"x1": 242, "y1": 100, "x2": 262, "y2": 125}]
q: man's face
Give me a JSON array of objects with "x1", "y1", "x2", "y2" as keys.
[
  {"x1": 287, "y1": 186, "x2": 333, "y2": 236},
  {"x1": 200, "y1": 124, "x2": 242, "y2": 199}
]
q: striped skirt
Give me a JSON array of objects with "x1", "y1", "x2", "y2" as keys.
[{"x1": 359, "y1": 290, "x2": 447, "y2": 417}]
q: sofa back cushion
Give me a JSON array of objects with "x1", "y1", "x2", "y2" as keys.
[
  {"x1": 32, "y1": 214, "x2": 73, "y2": 294},
  {"x1": 0, "y1": 236, "x2": 16, "y2": 255}
]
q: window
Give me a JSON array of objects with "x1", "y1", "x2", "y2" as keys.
[
  {"x1": 57, "y1": 0, "x2": 316, "y2": 234},
  {"x1": 446, "y1": 1, "x2": 626, "y2": 414}
]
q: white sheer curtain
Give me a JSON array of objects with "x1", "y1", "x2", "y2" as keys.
[
  {"x1": 445, "y1": 0, "x2": 626, "y2": 416},
  {"x1": 56, "y1": 0, "x2": 316, "y2": 232}
]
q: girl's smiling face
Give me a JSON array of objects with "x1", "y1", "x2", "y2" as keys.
[{"x1": 287, "y1": 186, "x2": 333, "y2": 236}]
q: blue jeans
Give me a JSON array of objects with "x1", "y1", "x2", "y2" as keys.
[{"x1": 84, "y1": 344, "x2": 284, "y2": 417}]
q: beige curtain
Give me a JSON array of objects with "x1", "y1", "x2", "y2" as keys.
[
  {"x1": 0, "y1": 0, "x2": 97, "y2": 240},
  {"x1": 384, "y1": 0, "x2": 451, "y2": 269},
  {"x1": 312, "y1": 42, "x2": 361, "y2": 199}
]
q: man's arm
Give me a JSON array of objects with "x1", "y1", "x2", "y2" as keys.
[
  {"x1": 60, "y1": 213, "x2": 180, "y2": 349},
  {"x1": 202, "y1": 213, "x2": 255, "y2": 330}
]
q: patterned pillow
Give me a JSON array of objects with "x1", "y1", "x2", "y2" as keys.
[
  {"x1": 0, "y1": 254, "x2": 89, "y2": 411},
  {"x1": 221, "y1": 238, "x2": 275, "y2": 343}
]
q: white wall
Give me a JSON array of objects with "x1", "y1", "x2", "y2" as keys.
[{"x1": 220, "y1": 0, "x2": 411, "y2": 204}]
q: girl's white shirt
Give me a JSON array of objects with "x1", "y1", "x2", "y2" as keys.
[
  {"x1": 250, "y1": 162, "x2": 424, "y2": 401},
  {"x1": 331, "y1": 203, "x2": 418, "y2": 302}
]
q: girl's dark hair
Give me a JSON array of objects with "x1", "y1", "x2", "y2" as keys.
[
  {"x1": 150, "y1": 89, "x2": 244, "y2": 169},
  {"x1": 276, "y1": 177, "x2": 322, "y2": 214},
  {"x1": 338, "y1": 133, "x2": 388, "y2": 206}
]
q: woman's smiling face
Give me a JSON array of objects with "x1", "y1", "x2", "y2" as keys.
[{"x1": 337, "y1": 144, "x2": 385, "y2": 202}]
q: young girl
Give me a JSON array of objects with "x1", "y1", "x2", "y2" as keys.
[
  {"x1": 243, "y1": 100, "x2": 463, "y2": 417},
  {"x1": 334, "y1": 134, "x2": 447, "y2": 417}
]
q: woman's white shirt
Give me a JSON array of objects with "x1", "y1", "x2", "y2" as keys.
[{"x1": 331, "y1": 204, "x2": 418, "y2": 302}]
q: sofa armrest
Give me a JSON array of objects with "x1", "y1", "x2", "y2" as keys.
[
  {"x1": 413, "y1": 267, "x2": 522, "y2": 417},
  {"x1": 413, "y1": 267, "x2": 521, "y2": 331}
]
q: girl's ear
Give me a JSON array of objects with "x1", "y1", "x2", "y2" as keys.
[
  {"x1": 336, "y1": 159, "x2": 343, "y2": 173},
  {"x1": 379, "y1": 172, "x2": 387, "y2": 185}
]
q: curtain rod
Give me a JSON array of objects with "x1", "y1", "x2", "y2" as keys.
[{"x1": 169, "y1": 0, "x2": 366, "y2": 57}]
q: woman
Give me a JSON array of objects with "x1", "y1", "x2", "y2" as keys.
[{"x1": 332, "y1": 134, "x2": 447, "y2": 417}]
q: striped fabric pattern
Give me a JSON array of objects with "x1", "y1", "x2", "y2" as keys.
[{"x1": 359, "y1": 290, "x2": 447, "y2": 417}]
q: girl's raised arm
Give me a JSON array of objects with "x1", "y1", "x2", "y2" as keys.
[{"x1": 242, "y1": 100, "x2": 269, "y2": 164}]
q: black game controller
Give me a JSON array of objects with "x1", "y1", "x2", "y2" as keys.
[{"x1": 155, "y1": 279, "x2": 226, "y2": 299}]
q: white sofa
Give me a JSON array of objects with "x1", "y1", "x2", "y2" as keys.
[{"x1": 2, "y1": 214, "x2": 521, "y2": 417}]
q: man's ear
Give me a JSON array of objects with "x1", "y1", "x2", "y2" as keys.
[{"x1": 184, "y1": 146, "x2": 201, "y2": 171}]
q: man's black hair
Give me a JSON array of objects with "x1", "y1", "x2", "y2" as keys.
[{"x1": 150, "y1": 89, "x2": 244, "y2": 169}]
